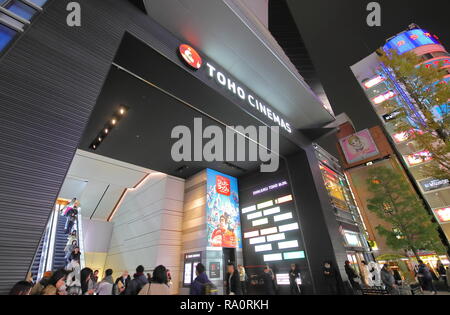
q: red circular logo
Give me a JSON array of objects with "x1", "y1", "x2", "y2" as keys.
[{"x1": 179, "y1": 44, "x2": 202, "y2": 70}]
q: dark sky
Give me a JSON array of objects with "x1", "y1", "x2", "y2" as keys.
[{"x1": 287, "y1": 0, "x2": 450, "y2": 132}]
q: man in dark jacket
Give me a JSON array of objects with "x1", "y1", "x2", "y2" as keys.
[
  {"x1": 115, "y1": 271, "x2": 131, "y2": 295},
  {"x1": 323, "y1": 261, "x2": 338, "y2": 295},
  {"x1": 345, "y1": 260, "x2": 361, "y2": 292},
  {"x1": 125, "y1": 265, "x2": 148, "y2": 295},
  {"x1": 190, "y1": 263, "x2": 212, "y2": 295},
  {"x1": 417, "y1": 260, "x2": 438, "y2": 294},
  {"x1": 65, "y1": 206, "x2": 78, "y2": 234},
  {"x1": 289, "y1": 264, "x2": 300, "y2": 295},
  {"x1": 225, "y1": 263, "x2": 242, "y2": 295}
]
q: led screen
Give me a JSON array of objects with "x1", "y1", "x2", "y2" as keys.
[{"x1": 206, "y1": 169, "x2": 242, "y2": 248}]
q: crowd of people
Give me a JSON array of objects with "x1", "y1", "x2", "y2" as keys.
[{"x1": 324, "y1": 259, "x2": 450, "y2": 295}]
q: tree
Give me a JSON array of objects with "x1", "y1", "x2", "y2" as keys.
[
  {"x1": 366, "y1": 166, "x2": 446, "y2": 260},
  {"x1": 377, "y1": 49, "x2": 450, "y2": 180}
]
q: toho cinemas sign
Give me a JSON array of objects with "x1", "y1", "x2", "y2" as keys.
[{"x1": 178, "y1": 44, "x2": 293, "y2": 134}]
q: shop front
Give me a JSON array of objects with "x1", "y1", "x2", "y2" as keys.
[{"x1": 0, "y1": 0, "x2": 350, "y2": 294}]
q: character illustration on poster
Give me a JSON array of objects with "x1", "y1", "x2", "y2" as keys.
[
  {"x1": 206, "y1": 169, "x2": 242, "y2": 248},
  {"x1": 339, "y1": 129, "x2": 379, "y2": 164}
]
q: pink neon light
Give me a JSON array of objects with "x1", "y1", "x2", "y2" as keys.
[
  {"x1": 372, "y1": 91, "x2": 396, "y2": 104},
  {"x1": 364, "y1": 76, "x2": 385, "y2": 89}
]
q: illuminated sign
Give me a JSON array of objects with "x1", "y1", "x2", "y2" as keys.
[
  {"x1": 434, "y1": 207, "x2": 450, "y2": 223},
  {"x1": 372, "y1": 90, "x2": 396, "y2": 104},
  {"x1": 364, "y1": 75, "x2": 385, "y2": 89},
  {"x1": 252, "y1": 180, "x2": 288, "y2": 196},
  {"x1": 383, "y1": 110, "x2": 402, "y2": 122},
  {"x1": 216, "y1": 175, "x2": 231, "y2": 196},
  {"x1": 423, "y1": 57, "x2": 450, "y2": 69},
  {"x1": 206, "y1": 169, "x2": 241, "y2": 248},
  {"x1": 419, "y1": 178, "x2": 450, "y2": 192},
  {"x1": 339, "y1": 129, "x2": 380, "y2": 164},
  {"x1": 283, "y1": 251, "x2": 305, "y2": 260},
  {"x1": 392, "y1": 131, "x2": 410, "y2": 143},
  {"x1": 179, "y1": 44, "x2": 202, "y2": 70},
  {"x1": 384, "y1": 29, "x2": 441, "y2": 55},
  {"x1": 263, "y1": 253, "x2": 283, "y2": 262},
  {"x1": 343, "y1": 231, "x2": 362, "y2": 247},
  {"x1": 405, "y1": 150, "x2": 433, "y2": 166},
  {"x1": 206, "y1": 62, "x2": 292, "y2": 133}
]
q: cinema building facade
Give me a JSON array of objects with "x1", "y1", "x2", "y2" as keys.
[{"x1": 0, "y1": 0, "x2": 365, "y2": 294}]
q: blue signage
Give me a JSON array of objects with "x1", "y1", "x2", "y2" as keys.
[{"x1": 384, "y1": 29, "x2": 440, "y2": 55}]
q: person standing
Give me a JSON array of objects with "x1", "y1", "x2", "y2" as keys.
[
  {"x1": 190, "y1": 263, "x2": 216, "y2": 295},
  {"x1": 126, "y1": 265, "x2": 148, "y2": 295},
  {"x1": 437, "y1": 261, "x2": 447, "y2": 287},
  {"x1": 65, "y1": 205, "x2": 78, "y2": 234},
  {"x1": 344, "y1": 260, "x2": 360, "y2": 292},
  {"x1": 42, "y1": 269, "x2": 68, "y2": 295},
  {"x1": 225, "y1": 263, "x2": 242, "y2": 295},
  {"x1": 138, "y1": 265, "x2": 171, "y2": 295},
  {"x1": 360, "y1": 261, "x2": 370, "y2": 287},
  {"x1": 30, "y1": 271, "x2": 52, "y2": 295},
  {"x1": 380, "y1": 264, "x2": 400, "y2": 295},
  {"x1": 115, "y1": 271, "x2": 131, "y2": 295},
  {"x1": 80, "y1": 268, "x2": 95, "y2": 295},
  {"x1": 418, "y1": 260, "x2": 438, "y2": 295},
  {"x1": 238, "y1": 265, "x2": 247, "y2": 295},
  {"x1": 323, "y1": 261, "x2": 339, "y2": 295},
  {"x1": 96, "y1": 269, "x2": 115, "y2": 295},
  {"x1": 261, "y1": 266, "x2": 276, "y2": 295},
  {"x1": 289, "y1": 264, "x2": 300, "y2": 295}
]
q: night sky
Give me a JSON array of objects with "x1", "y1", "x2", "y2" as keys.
[{"x1": 287, "y1": 0, "x2": 450, "y2": 131}]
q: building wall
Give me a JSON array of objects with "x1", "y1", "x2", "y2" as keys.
[
  {"x1": 0, "y1": 0, "x2": 198, "y2": 293},
  {"x1": 105, "y1": 173, "x2": 185, "y2": 294}
]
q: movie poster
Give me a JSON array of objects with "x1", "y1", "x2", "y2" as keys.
[
  {"x1": 339, "y1": 129, "x2": 380, "y2": 164},
  {"x1": 206, "y1": 169, "x2": 242, "y2": 248}
]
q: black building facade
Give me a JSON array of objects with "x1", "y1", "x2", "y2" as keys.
[{"x1": 0, "y1": 0, "x2": 349, "y2": 294}]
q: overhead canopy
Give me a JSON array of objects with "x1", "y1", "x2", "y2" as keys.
[{"x1": 142, "y1": 0, "x2": 334, "y2": 129}]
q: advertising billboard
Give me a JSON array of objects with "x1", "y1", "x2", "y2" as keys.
[
  {"x1": 206, "y1": 169, "x2": 242, "y2": 248},
  {"x1": 339, "y1": 129, "x2": 380, "y2": 164},
  {"x1": 383, "y1": 29, "x2": 440, "y2": 55}
]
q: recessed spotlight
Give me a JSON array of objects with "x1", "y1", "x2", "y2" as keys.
[
  {"x1": 112, "y1": 119, "x2": 117, "y2": 125},
  {"x1": 104, "y1": 128, "x2": 109, "y2": 134},
  {"x1": 119, "y1": 108, "x2": 126, "y2": 115},
  {"x1": 98, "y1": 137, "x2": 102, "y2": 142}
]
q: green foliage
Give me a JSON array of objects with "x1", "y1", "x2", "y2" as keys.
[
  {"x1": 366, "y1": 166, "x2": 446, "y2": 257},
  {"x1": 377, "y1": 49, "x2": 450, "y2": 180}
]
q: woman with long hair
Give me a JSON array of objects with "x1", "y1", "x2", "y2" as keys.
[
  {"x1": 138, "y1": 265, "x2": 170, "y2": 295},
  {"x1": 80, "y1": 267, "x2": 95, "y2": 295}
]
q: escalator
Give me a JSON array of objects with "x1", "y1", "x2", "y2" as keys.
[
  {"x1": 29, "y1": 202, "x2": 84, "y2": 281},
  {"x1": 52, "y1": 215, "x2": 69, "y2": 270}
]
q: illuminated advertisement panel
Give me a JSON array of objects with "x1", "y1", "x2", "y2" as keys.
[
  {"x1": 434, "y1": 208, "x2": 450, "y2": 223},
  {"x1": 339, "y1": 129, "x2": 380, "y2": 164},
  {"x1": 206, "y1": 169, "x2": 242, "y2": 248},
  {"x1": 419, "y1": 178, "x2": 450, "y2": 192},
  {"x1": 405, "y1": 151, "x2": 433, "y2": 166},
  {"x1": 384, "y1": 29, "x2": 440, "y2": 55}
]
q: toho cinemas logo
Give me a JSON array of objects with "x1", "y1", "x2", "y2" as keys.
[{"x1": 179, "y1": 44, "x2": 203, "y2": 70}]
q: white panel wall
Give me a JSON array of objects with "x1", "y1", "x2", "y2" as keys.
[{"x1": 104, "y1": 173, "x2": 185, "y2": 294}]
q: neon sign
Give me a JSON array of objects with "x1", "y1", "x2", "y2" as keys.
[
  {"x1": 205, "y1": 62, "x2": 292, "y2": 133},
  {"x1": 405, "y1": 150, "x2": 433, "y2": 166},
  {"x1": 364, "y1": 75, "x2": 385, "y2": 89},
  {"x1": 252, "y1": 180, "x2": 288, "y2": 196},
  {"x1": 373, "y1": 90, "x2": 396, "y2": 104},
  {"x1": 434, "y1": 207, "x2": 450, "y2": 223},
  {"x1": 384, "y1": 28, "x2": 441, "y2": 55}
]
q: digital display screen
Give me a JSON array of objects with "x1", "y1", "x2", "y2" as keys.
[{"x1": 206, "y1": 169, "x2": 242, "y2": 248}]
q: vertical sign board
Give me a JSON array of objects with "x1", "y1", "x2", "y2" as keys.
[
  {"x1": 206, "y1": 169, "x2": 242, "y2": 249},
  {"x1": 209, "y1": 262, "x2": 221, "y2": 279},
  {"x1": 183, "y1": 252, "x2": 202, "y2": 287}
]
